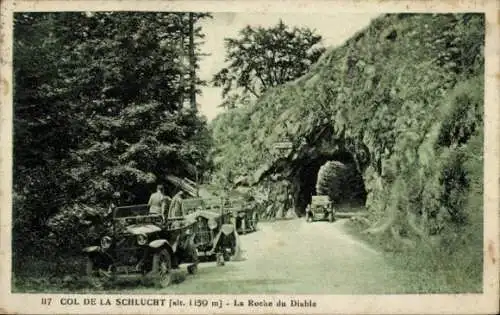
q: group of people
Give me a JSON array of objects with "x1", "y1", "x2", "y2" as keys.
[{"x1": 148, "y1": 184, "x2": 185, "y2": 218}]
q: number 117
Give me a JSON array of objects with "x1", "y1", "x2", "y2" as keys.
[{"x1": 41, "y1": 298, "x2": 52, "y2": 305}]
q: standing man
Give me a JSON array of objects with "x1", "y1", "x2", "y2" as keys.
[
  {"x1": 168, "y1": 190, "x2": 185, "y2": 218},
  {"x1": 148, "y1": 184, "x2": 167, "y2": 215},
  {"x1": 285, "y1": 192, "x2": 295, "y2": 218}
]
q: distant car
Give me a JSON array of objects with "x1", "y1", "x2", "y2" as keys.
[
  {"x1": 82, "y1": 204, "x2": 198, "y2": 288},
  {"x1": 305, "y1": 195, "x2": 336, "y2": 223}
]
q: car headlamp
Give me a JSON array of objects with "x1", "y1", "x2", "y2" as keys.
[
  {"x1": 208, "y1": 219, "x2": 218, "y2": 230},
  {"x1": 101, "y1": 236, "x2": 112, "y2": 249},
  {"x1": 137, "y1": 234, "x2": 147, "y2": 246}
]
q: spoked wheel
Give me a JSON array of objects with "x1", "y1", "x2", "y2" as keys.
[
  {"x1": 216, "y1": 253, "x2": 225, "y2": 266},
  {"x1": 151, "y1": 249, "x2": 173, "y2": 288},
  {"x1": 187, "y1": 264, "x2": 198, "y2": 274},
  {"x1": 187, "y1": 245, "x2": 199, "y2": 275}
]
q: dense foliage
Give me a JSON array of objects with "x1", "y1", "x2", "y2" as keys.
[
  {"x1": 211, "y1": 13, "x2": 484, "y2": 264},
  {"x1": 13, "y1": 12, "x2": 213, "y2": 259},
  {"x1": 316, "y1": 161, "x2": 365, "y2": 205},
  {"x1": 212, "y1": 20, "x2": 325, "y2": 108}
]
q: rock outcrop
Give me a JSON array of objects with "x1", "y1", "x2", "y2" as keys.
[{"x1": 211, "y1": 14, "x2": 484, "y2": 246}]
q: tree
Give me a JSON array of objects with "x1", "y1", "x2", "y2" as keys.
[
  {"x1": 13, "y1": 13, "x2": 88, "y2": 254},
  {"x1": 188, "y1": 12, "x2": 197, "y2": 110},
  {"x1": 213, "y1": 20, "x2": 325, "y2": 107},
  {"x1": 54, "y1": 12, "x2": 213, "y2": 205},
  {"x1": 12, "y1": 12, "x2": 213, "y2": 258}
]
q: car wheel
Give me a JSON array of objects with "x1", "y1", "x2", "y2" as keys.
[
  {"x1": 187, "y1": 264, "x2": 197, "y2": 275},
  {"x1": 216, "y1": 253, "x2": 225, "y2": 266},
  {"x1": 152, "y1": 249, "x2": 172, "y2": 288},
  {"x1": 189, "y1": 243, "x2": 199, "y2": 264},
  {"x1": 223, "y1": 250, "x2": 231, "y2": 262},
  {"x1": 186, "y1": 245, "x2": 199, "y2": 275}
]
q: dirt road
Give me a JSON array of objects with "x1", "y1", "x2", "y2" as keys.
[{"x1": 130, "y1": 218, "x2": 414, "y2": 294}]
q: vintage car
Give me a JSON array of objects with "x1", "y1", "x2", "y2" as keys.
[
  {"x1": 305, "y1": 195, "x2": 336, "y2": 223},
  {"x1": 181, "y1": 198, "x2": 237, "y2": 265},
  {"x1": 223, "y1": 197, "x2": 259, "y2": 234},
  {"x1": 82, "y1": 204, "x2": 198, "y2": 288}
]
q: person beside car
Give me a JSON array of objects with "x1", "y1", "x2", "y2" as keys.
[
  {"x1": 148, "y1": 184, "x2": 167, "y2": 215},
  {"x1": 168, "y1": 190, "x2": 185, "y2": 218}
]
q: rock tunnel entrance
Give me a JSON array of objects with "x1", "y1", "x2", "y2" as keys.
[{"x1": 291, "y1": 151, "x2": 367, "y2": 216}]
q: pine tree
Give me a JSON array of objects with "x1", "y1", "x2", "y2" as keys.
[{"x1": 12, "y1": 12, "x2": 213, "y2": 257}]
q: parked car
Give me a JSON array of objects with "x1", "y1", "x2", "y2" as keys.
[
  {"x1": 82, "y1": 204, "x2": 198, "y2": 288},
  {"x1": 305, "y1": 195, "x2": 336, "y2": 223},
  {"x1": 181, "y1": 198, "x2": 237, "y2": 265},
  {"x1": 223, "y1": 197, "x2": 258, "y2": 234},
  {"x1": 210, "y1": 222, "x2": 239, "y2": 266}
]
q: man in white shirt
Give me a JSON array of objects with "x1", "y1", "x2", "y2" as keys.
[{"x1": 148, "y1": 185, "x2": 167, "y2": 215}]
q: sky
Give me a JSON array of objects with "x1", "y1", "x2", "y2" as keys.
[{"x1": 196, "y1": 12, "x2": 381, "y2": 121}]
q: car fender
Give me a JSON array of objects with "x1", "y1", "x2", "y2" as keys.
[
  {"x1": 220, "y1": 224, "x2": 235, "y2": 236},
  {"x1": 149, "y1": 239, "x2": 176, "y2": 253},
  {"x1": 126, "y1": 224, "x2": 162, "y2": 235},
  {"x1": 149, "y1": 239, "x2": 168, "y2": 248},
  {"x1": 83, "y1": 246, "x2": 100, "y2": 253}
]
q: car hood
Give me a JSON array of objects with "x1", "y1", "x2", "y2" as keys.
[
  {"x1": 125, "y1": 224, "x2": 162, "y2": 235},
  {"x1": 184, "y1": 210, "x2": 222, "y2": 221}
]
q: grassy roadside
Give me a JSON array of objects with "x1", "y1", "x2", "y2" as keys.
[
  {"x1": 12, "y1": 254, "x2": 88, "y2": 293},
  {"x1": 343, "y1": 218, "x2": 483, "y2": 293}
]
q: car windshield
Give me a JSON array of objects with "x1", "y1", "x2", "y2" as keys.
[{"x1": 114, "y1": 204, "x2": 150, "y2": 218}]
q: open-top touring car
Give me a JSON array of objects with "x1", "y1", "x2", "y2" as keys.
[
  {"x1": 82, "y1": 204, "x2": 198, "y2": 288},
  {"x1": 305, "y1": 195, "x2": 336, "y2": 223},
  {"x1": 181, "y1": 198, "x2": 238, "y2": 265}
]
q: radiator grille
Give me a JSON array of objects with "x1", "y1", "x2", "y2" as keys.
[{"x1": 193, "y1": 220, "x2": 212, "y2": 246}]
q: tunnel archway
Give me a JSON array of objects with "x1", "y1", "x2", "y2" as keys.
[{"x1": 291, "y1": 150, "x2": 367, "y2": 216}]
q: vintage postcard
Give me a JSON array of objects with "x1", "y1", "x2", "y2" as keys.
[{"x1": 0, "y1": 0, "x2": 499, "y2": 314}]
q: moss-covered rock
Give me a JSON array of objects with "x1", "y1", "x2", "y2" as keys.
[{"x1": 211, "y1": 13, "x2": 484, "y2": 244}]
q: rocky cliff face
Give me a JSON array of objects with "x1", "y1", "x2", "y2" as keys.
[{"x1": 211, "y1": 14, "x2": 484, "y2": 246}]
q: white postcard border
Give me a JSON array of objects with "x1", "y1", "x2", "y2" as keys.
[{"x1": 1, "y1": 0, "x2": 498, "y2": 314}]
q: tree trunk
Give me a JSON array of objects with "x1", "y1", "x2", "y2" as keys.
[
  {"x1": 178, "y1": 17, "x2": 185, "y2": 108},
  {"x1": 188, "y1": 12, "x2": 196, "y2": 111}
]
